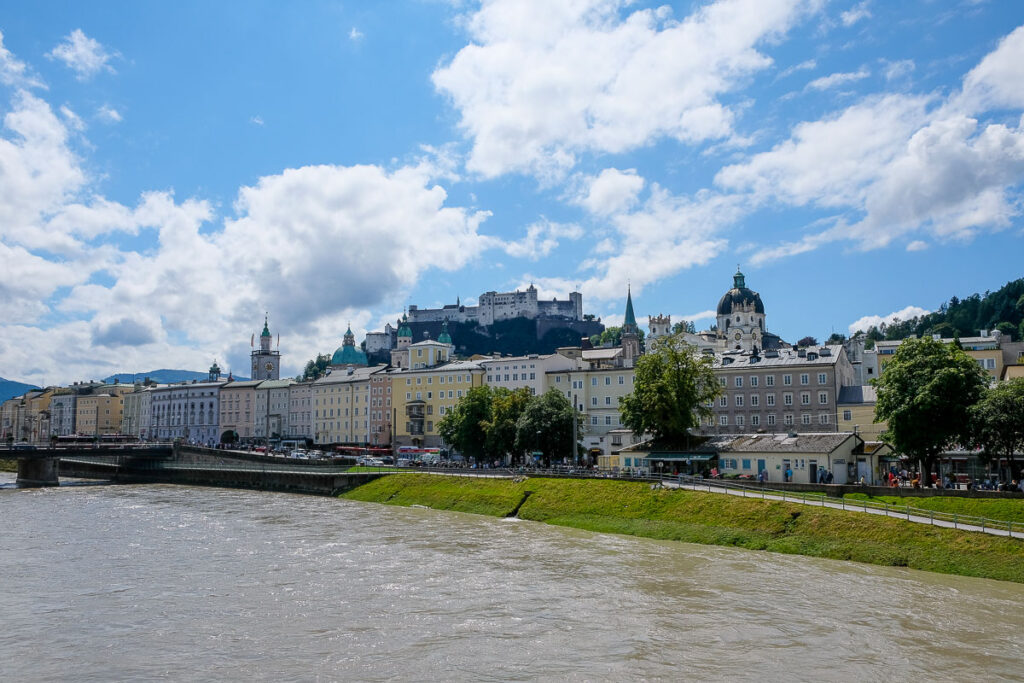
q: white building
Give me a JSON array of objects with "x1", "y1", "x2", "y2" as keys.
[
  {"x1": 406, "y1": 284, "x2": 583, "y2": 327},
  {"x1": 481, "y1": 353, "x2": 577, "y2": 396},
  {"x1": 254, "y1": 379, "x2": 294, "y2": 441},
  {"x1": 150, "y1": 381, "x2": 224, "y2": 444},
  {"x1": 287, "y1": 381, "x2": 313, "y2": 441}
]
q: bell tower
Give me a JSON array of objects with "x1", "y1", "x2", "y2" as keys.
[{"x1": 250, "y1": 314, "x2": 281, "y2": 380}]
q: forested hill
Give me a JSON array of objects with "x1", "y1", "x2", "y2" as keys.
[{"x1": 856, "y1": 278, "x2": 1024, "y2": 343}]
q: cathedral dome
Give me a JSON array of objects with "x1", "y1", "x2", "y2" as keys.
[
  {"x1": 717, "y1": 270, "x2": 764, "y2": 316},
  {"x1": 331, "y1": 324, "x2": 368, "y2": 366}
]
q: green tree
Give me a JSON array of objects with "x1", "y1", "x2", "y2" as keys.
[
  {"x1": 437, "y1": 385, "x2": 494, "y2": 463},
  {"x1": 826, "y1": 332, "x2": 847, "y2": 345},
  {"x1": 619, "y1": 333, "x2": 719, "y2": 447},
  {"x1": 301, "y1": 354, "x2": 332, "y2": 381},
  {"x1": 873, "y1": 337, "x2": 988, "y2": 487},
  {"x1": 970, "y1": 378, "x2": 1024, "y2": 480},
  {"x1": 590, "y1": 326, "x2": 645, "y2": 348},
  {"x1": 672, "y1": 320, "x2": 697, "y2": 334},
  {"x1": 796, "y1": 335, "x2": 818, "y2": 347},
  {"x1": 483, "y1": 387, "x2": 532, "y2": 464},
  {"x1": 514, "y1": 389, "x2": 581, "y2": 467}
]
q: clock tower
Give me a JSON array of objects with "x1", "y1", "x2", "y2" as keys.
[{"x1": 251, "y1": 314, "x2": 281, "y2": 380}]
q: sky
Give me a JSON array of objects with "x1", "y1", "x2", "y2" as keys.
[{"x1": 1, "y1": 0, "x2": 1023, "y2": 386}]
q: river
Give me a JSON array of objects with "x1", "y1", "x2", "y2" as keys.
[{"x1": 2, "y1": 473, "x2": 1023, "y2": 681}]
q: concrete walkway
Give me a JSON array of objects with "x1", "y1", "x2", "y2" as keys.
[{"x1": 664, "y1": 478, "x2": 1023, "y2": 539}]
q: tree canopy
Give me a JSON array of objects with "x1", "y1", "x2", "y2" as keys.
[
  {"x1": 299, "y1": 354, "x2": 332, "y2": 381},
  {"x1": 619, "y1": 333, "x2": 719, "y2": 447},
  {"x1": 873, "y1": 337, "x2": 988, "y2": 485},
  {"x1": 590, "y1": 325, "x2": 645, "y2": 348},
  {"x1": 437, "y1": 386, "x2": 580, "y2": 465},
  {"x1": 796, "y1": 336, "x2": 818, "y2": 347},
  {"x1": 970, "y1": 378, "x2": 1024, "y2": 478},
  {"x1": 514, "y1": 389, "x2": 583, "y2": 466}
]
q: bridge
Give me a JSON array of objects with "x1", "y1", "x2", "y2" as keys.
[{"x1": 2, "y1": 444, "x2": 375, "y2": 495}]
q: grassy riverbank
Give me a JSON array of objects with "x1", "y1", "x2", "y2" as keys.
[
  {"x1": 0, "y1": 459, "x2": 17, "y2": 473},
  {"x1": 342, "y1": 474, "x2": 1024, "y2": 583},
  {"x1": 844, "y1": 492, "x2": 1024, "y2": 523}
]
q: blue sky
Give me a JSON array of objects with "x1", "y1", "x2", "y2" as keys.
[{"x1": 1, "y1": 0, "x2": 1023, "y2": 385}]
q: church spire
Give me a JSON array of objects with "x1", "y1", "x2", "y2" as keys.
[{"x1": 622, "y1": 285, "x2": 637, "y2": 334}]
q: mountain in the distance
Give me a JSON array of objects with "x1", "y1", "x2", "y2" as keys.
[
  {"x1": 103, "y1": 369, "x2": 250, "y2": 384},
  {"x1": 0, "y1": 377, "x2": 41, "y2": 403}
]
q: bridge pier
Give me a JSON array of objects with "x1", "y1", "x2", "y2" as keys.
[{"x1": 16, "y1": 457, "x2": 60, "y2": 487}]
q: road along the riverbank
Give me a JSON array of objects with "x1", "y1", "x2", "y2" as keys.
[{"x1": 340, "y1": 474, "x2": 1024, "y2": 584}]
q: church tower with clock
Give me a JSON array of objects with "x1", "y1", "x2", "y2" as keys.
[{"x1": 251, "y1": 314, "x2": 281, "y2": 380}]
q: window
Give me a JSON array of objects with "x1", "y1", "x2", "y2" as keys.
[
  {"x1": 736, "y1": 415, "x2": 744, "y2": 426},
  {"x1": 605, "y1": 377, "x2": 611, "y2": 385},
  {"x1": 750, "y1": 395, "x2": 759, "y2": 407},
  {"x1": 605, "y1": 396, "x2": 612, "y2": 405},
  {"x1": 720, "y1": 415, "x2": 728, "y2": 425},
  {"x1": 618, "y1": 375, "x2": 624, "y2": 384},
  {"x1": 742, "y1": 459, "x2": 751, "y2": 470},
  {"x1": 735, "y1": 376, "x2": 743, "y2": 387},
  {"x1": 591, "y1": 397, "x2": 598, "y2": 406},
  {"x1": 591, "y1": 416, "x2": 599, "y2": 425},
  {"x1": 751, "y1": 415, "x2": 760, "y2": 426},
  {"x1": 986, "y1": 358, "x2": 996, "y2": 369},
  {"x1": 784, "y1": 414, "x2": 794, "y2": 425},
  {"x1": 819, "y1": 392, "x2": 828, "y2": 405},
  {"x1": 783, "y1": 393, "x2": 793, "y2": 406},
  {"x1": 719, "y1": 377, "x2": 727, "y2": 387},
  {"x1": 819, "y1": 414, "x2": 829, "y2": 424},
  {"x1": 801, "y1": 414, "x2": 811, "y2": 425},
  {"x1": 768, "y1": 414, "x2": 776, "y2": 425},
  {"x1": 605, "y1": 416, "x2": 612, "y2": 425},
  {"x1": 750, "y1": 376, "x2": 759, "y2": 387},
  {"x1": 801, "y1": 392, "x2": 810, "y2": 406},
  {"x1": 800, "y1": 373, "x2": 809, "y2": 385},
  {"x1": 766, "y1": 394, "x2": 775, "y2": 406},
  {"x1": 843, "y1": 410, "x2": 852, "y2": 421},
  {"x1": 783, "y1": 374, "x2": 792, "y2": 385},
  {"x1": 719, "y1": 397, "x2": 728, "y2": 407},
  {"x1": 592, "y1": 377, "x2": 598, "y2": 386},
  {"x1": 735, "y1": 395, "x2": 744, "y2": 407},
  {"x1": 766, "y1": 375, "x2": 775, "y2": 386},
  {"x1": 818, "y1": 373, "x2": 827, "y2": 385}
]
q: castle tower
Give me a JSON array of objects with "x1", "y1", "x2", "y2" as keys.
[
  {"x1": 251, "y1": 314, "x2": 281, "y2": 380},
  {"x1": 621, "y1": 286, "x2": 640, "y2": 363},
  {"x1": 391, "y1": 314, "x2": 414, "y2": 368},
  {"x1": 648, "y1": 314, "x2": 671, "y2": 351},
  {"x1": 208, "y1": 360, "x2": 222, "y2": 383}
]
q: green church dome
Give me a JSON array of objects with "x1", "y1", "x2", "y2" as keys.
[{"x1": 331, "y1": 344, "x2": 368, "y2": 367}]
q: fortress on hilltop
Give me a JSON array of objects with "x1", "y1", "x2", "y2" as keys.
[{"x1": 407, "y1": 284, "x2": 583, "y2": 326}]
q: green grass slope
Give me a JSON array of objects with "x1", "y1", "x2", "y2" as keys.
[{"x1": 342, "y1": 474, "x2": 1024, "y2": 583}]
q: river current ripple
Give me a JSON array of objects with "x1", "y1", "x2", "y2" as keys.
[{"x1": 1, "y1": 473, "x2": 1023, "y2": 682}]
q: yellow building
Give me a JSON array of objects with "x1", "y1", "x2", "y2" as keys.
[
  {"x1": 876, "y1": 334, "x2": 1004, "y2": 380},
  {"x1": 836, "y1": 385, "x2": 886, "y2": 441},
  {"x1": 546, "y1": 366, "x2": 636, "y2": 456},
  {"x1": 391, "y1": 358, "x2": 485, "y2": 449},
  {"x1": 75, "y1": 393, "x2": 126, "y2": 436},
  {"x1": 313, "y1": 366, "x2": 387, "y2": 445}
]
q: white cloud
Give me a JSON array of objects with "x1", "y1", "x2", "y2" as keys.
[
  {"x1": 806, "y1": 68, "x2": 869, "y2": 91},
  {"x1": 433, "y1": 0, "x2": 821, "y2": 179},
  {"x1": 840, "y1": 1, "x2": 871, "y2": 27},
  {"x1": 502, "y1": 219, "x2": 583, "y2": 259},
  {"x1": 848, "y1": 305, "x2": 930, "y2": 335},
  {"x1": 957, "y1": 24, "x2": 1024, "y2": 113},
  {"x1": 46, "y1": 29, "x2": 117, "y2": 80},
  {"x1": 349, "y1": 27, "x2": 364, "y2": 41},
  {"x1": 572, "y1": 167, "x2": 644, "y2": 215},
  {"x1": 97, "y1": 105, "x2": 122, "y2": 123},
  {"x1": 777, "y1": 58, "x2": 816, "y2": 79},
  {"x1": 0, "y1": 91, "x2": 87, "y2": 250},
  {"x1": 882, "y1": 59, "x2": 914, "y2": 81},
  {"x1": 250, "y1": 115, "x2": 264, "y2": 126},
  {"x1": 906, "y1": 240, "x2": 928, "y2": 251},
  {"x1": 0, "y1": 29, "x2": 45, "y2": 89}
]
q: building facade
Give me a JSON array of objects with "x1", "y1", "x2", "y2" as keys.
[
  {"x1": 699, "y1": 345, "x2": 856, "y2": 435},
  {"x1": 253, "y1": 379, "x2": 294, "y2": 441},
  {"x1": 287, "y1": 382, "x2": 313, "y2": 442},
  {"x1": 218, "y1": 380, "x2": 262, "y2": 443},
  {"x1": 481, "y1": 353, "x2": 577, "y2": 396},
  {"x1": 150, "y1": 381, "x2": 224, "y2": 444},
  {"x1": 312, "y1": 366, "x2": 387, "y2": 445}
]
